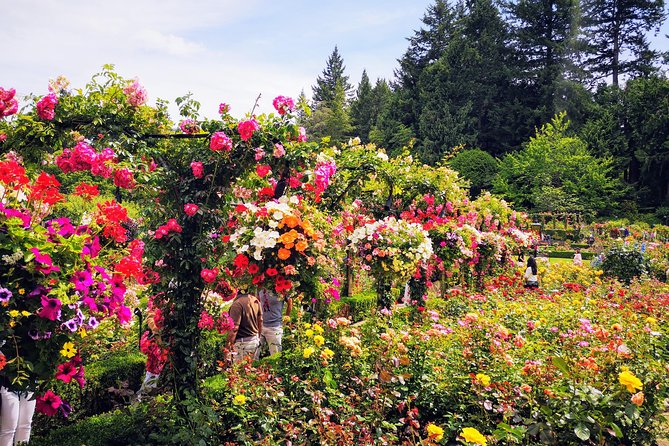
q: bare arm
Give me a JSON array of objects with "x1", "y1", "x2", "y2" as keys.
[{"x1": 284, "y1": 297, "x2": 293, "y2": 320}]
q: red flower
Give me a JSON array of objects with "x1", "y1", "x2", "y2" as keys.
[
  {"x1": 201, "y1": 268, "x2": 219, "y2": 283},
  {"x1": 235, "y1": 204, "x2": 247, "y2": 213},
  {"x1": 73, "y1": 183, "x2": 99, "y2": 199},
  {"x1": 233, "y1": 254, "x2": 249, "y2": 270},
  {"x1": 248, "y1": 263, "x2": 260, "y2": 274},
  {"x1": 166, "y1": 219, "x2": 182, "y2": 233},
  {"x1": 36, "y1": 390, "x2": 62, "y2": 416},
  {"x1": 198, "y1": 311, "x2": 215, "y2": 330},
  {"x1": 252, "y1": 274, "x2": 265, "y2": 285},
  {"x1": 256, "y1": 164, "x2": 271, "y2": 178},
  {"x1": 29, "y1": 171, "x2": 63, "y2": 205},
  {"x1": 266, "y1": 268, "x2": 278, "y2": 277},
  {"x1": 0, "y1": 160, "x2": 29, "y2": 189},
  {"x1": 237, "y1": 119, "x2": 259, "y2": 142},
  {"x1": 210, "y1": 131, "x2": 232, "y2": 152},
  {"x1": 184, "y1": 203, "x2": 199, "y2": 216},
  {"x1": 0, "y1": 352, "x2": 6, "y2": 371}
]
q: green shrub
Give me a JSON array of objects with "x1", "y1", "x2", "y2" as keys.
[
  {"x1": 336, "y1": 291, "x2": 376, "y2": 322},
  {"x1": 602, "y1": 246, "x2": 647, "y2": 283},
  {"x1": 32, "y1": 352, "x2": 147, "y2": 436},
  {"x1": 31, "y1": 404, "x2": 153, "y2": 446},
  {"x1": 547, "y1": 250, "x2": 594, "y2": 260}
]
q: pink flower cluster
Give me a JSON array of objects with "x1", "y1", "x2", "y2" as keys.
[
  {"x1": 184, "y1": 203, "x2": 199, "y2": 216},
  {"x1": 154, "y1": 219, "x2": 183, "y2": 240},
  {"x1": 237, "y1": 119, "x2": 259, "y2": 142},
  {"x1": 113, "y1": 168, "x2": 135, "y2": 190},
  {"x1": 123, "y1": 80, "x2": 147, "y2": 107},
  {"x1": 272, "y1": 95, "x2": 295, "y2": 115},
  {"x1": 191, "y1": 161, "x2": 204, "y2": 178},
  {"x1": 56, "y1": 142, "x2": 117, "y2": 178},
  {"x1": 198, "y1": 310, "x2": 235, "y2": 334},
  {"x1": 200, "y1": 268, "x2": 219, "y2": 283},
  {"x1": 210, "y1": 131, "x2": 232, "y2": 152},
  {"x1": 36, "y1": 93, "x2": 58, "y2": 121},
  {"x1": 0, "y1": 87, "x2": 19, "y2": 118},
  {"x1": 179, "y1": 119, "x2": 200, "y2": 134},
  {"x1": 314, "y1": 159, "x2": 337, "y2": 193}
]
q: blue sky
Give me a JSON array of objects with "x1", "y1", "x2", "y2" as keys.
[{"x1": 2, "y1": 0, "x2": 668, "y2": 120}]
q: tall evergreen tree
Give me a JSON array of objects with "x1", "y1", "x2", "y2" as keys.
[
  {"x1": 350, "y1": 70, "x2": 375, "y2": 142},
  {"x1": 504, "y1": 0, "x2": 582, "y2": 124},
  {"x1": 581, "y1": 0, "x2": 667, "y2": 86},
  {"x1": 312, "y1": 46, "x2": 352, "y2": 105}
]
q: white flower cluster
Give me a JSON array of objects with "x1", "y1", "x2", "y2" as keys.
[
  {"x1": 2, "y1": 250, "x2": 23, "y2": 265},
  {"x1": 508, "y1": 228, "x2": 534, "y2": 246}
]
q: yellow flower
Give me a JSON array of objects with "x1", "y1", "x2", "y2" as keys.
[
  {"x1": 619, "y1": 370, "x2": 643, "y2": 393},
  {"x1": 313, "y1": 335, "x2": 325, "y2": 346},
  {"x1": 305, "y1": 329, "x2": 314, "y2": 337},
  {"x1": 427, "y1": 423, "x2": 444, "y2": 442},
  {"x1": 304, "y1": 323, "x2": 311, "y2": 329},
  {"x1": 21, "y1": 311, "x2": 30, "y2": 317},
  {"x1": 18, "y1": 289, "x2": 25, "y2": 295},
  {"x1": 233, "y1": 394, "x2": 247, "y2": 406},
  {"x1": 320, "y1": 348, "x2": 334, "y2": 360},
  {"x1": 313, "y1": 324, "x2": 324, "y2": 334},
  {"x1": 303, "y1": 347, "x2": 315, "y2": 358},
  {"x1": 9, "y1": 310, "x2": 19, "y2": 318},
  {"x1": 78, "y1": 327, "x2": 88, "y2": 338},
  {"x1": 476, "y1": 373, "x2": 491, "y2": 387},
  {"x1": 60, "y1": 342, "x2": 77, "y2": 358},
  {"x1": 460, "y1": 427, "x2": 487, "y2": 445},
  {"x1": 646, "y1": 317, "x2": 657, "y2": 325}
]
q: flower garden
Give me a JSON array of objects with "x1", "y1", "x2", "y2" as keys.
[{"x1": 1, "y1": 70, "x2": 668, "y2": 445}]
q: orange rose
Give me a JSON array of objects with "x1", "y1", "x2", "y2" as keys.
[
  {"x1": 278, "y1": 248, "x2": 291, "y2": 260},
  {"x1": 281, "y1": 215, "x2": 300, "y2": 228},
  {"x1": 631, "y1": 392, "x2": 644, "y2": 406},
  {"x1": 295, "y1": 240, "x2": 308, "y2": 252}
]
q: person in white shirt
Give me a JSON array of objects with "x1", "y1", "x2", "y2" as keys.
[
  {"x1": 573, "y1": 249, "x2": 583, "y2": 266},
  {"x1": 524, "y1": 256, "x2": 539, "y2": 289}
]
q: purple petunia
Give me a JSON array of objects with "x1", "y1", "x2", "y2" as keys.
[
  {"x1": 71, "y1": 270, "x2": 93, "y2": 293},
  {"x1": 0, "y1": 287, "x2": 12, "y2": 303},
  {"x1": 38, "y1": 296, "x2": 62, "y2": 321}
]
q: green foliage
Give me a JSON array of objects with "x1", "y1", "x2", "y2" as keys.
[
  {"x1": 494, "y1": 113, "x2": 625, "y2": 216},
  {"x1": 334, "y1": 290, "x2": 376, "y2": 322},
  {"x1": 602, "y1": 245, "x2": 648, "y2": 283},
  {"x1": 448, "y1": 148, "x2": 499, "y2": 195}
]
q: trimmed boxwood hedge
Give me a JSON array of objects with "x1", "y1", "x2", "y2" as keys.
[
  {"x1": 32, "y1": 352, "x2": 147, "y2": 437},
  {"x1": 547, "y1": 250, "x2": 594, "y2": 260}
]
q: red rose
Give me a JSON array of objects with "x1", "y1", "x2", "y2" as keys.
[
  {"x1": 266, "y1": 268, "x2": 278, "y2": 277},
  {"x1": 256, "y1": 164, "x2": 271, "y2": 178},
  {"x1": 248, "y1": 264, "x2": 260, "y2": 274},
  {"x1": 190, "y1": 161, "x2": 204, "y2": 179}
]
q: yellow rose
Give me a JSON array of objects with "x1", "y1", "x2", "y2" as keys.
[
  {"x1": 427, "y1": 423, "x2": 444, "y2": 442},
  {"x1": 303, "y1": 347, "x2": 315, "y2": 358},
  {"x1": 233, "y1": 394, "x2": 247, "y2": 406},
  {"x1": 460, "y1": 427, "x2": 487, "y2": 445},
  {"x1": 619, "y1": 370, "x2": 643, "y2": 393},
  {"x1": 305, "y1": 329, "x2": 314, "y2": 337},
  {"x1": 320, "y1": 348, "x2": 334, "y2": 360},
  {"x1": 475, "y1": 373, "x2": 491, "y2": 387},
  {"x1": 313, "y1": 335, "x2": 325, "y2": 346},
  {"x1": 313, "y1": 324, "x2": 324, "y2": 334}
]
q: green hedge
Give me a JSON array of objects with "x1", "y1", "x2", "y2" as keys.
[
  {"x1": 31, "y1": 404, "x2": 153, "y2": 446},
  {"x1": 547, "y1": 250, "x2": 594, "y2": 260},
  {"x1": 334, "y1": 291, "x2": 376, "y2": 322},
  {"x1": 32, "y1": 352, "x2": 147, "y2": 436}
]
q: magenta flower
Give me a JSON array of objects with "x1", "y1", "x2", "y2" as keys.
[
  {"x1": 0, "y1": 87, "x2": 19, "y2": 118},
  {"x1": 184, "y1": 203, "x2": 199, "y2": 216},
  {"x1": 71, "y1": 270, "x2": 94, "y2": 293},
  {"x1": 113, "y1": 168, "x2": 135, "y2": 190},
  {"x1": 272, "y1": 95, "x2": 295, "y2": 115},
  {"x1": 36, "y1": 93, "x2": 58, "y2": 121},
  {"x1": 38, "y1": 296, "x2": 62, "y2": 321},
  {"x1": 35, "y1": 390, "x2": 62, "y2": 417},
  {"x1": 237, "y1": 119, "x2": 259, "y2": 142},
  {"x1": 210, "y1": 131, "x2": 232, "y2": 152},
  {"x1": 219, "y1": 102, "x2": 230, "y2": 115},
  {"x1": 179, "y1": 119, "x2": 199, "y2": 134},
  {"x1": 31, "y1": 248, "x2": 60, "y2": 275},
  {"x1": 55, "y1": 362, "x2": 78, "y2": 383},
  {"x1": 190, "y1": 161, "x2": 204, "y2": 179}
]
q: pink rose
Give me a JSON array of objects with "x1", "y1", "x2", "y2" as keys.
[
  {"x1": 113, "y1": 168, "x2": 135, "y2": 190},
  {"x1": 191, "y1": 161, "x2": 204, "y2": 178},
  {"x1": 219, "y1": 103, "x2": 230, "y2": 115},
  {"x1": 272, "y1": 95, "x2": 295, "y2": 115},
  {"x1": 237, "y1": 119, "x2": 259, "y2": 142},
  {"x1": 123, "y1": 80, "x2": 147, "y2": 107},
  {"x1": 36, "y1": 93, "x2": 58, "y2": 121},
  {"x1": 298, "y1": 126, "x2": 307, "y2": 142},
  {"x1": 200, "y1": 268, "x2": 219, "y2": 283},
  {"x1": 184, "y1": 203, "x2": 199, "y2": 216},
  {"x1": 210, "y1": 131, "x2": 232, "y2": 152}
]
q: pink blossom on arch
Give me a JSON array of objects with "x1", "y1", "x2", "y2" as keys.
[
  {"x1": 191, "y1": 161, "x2": 204, "y2": 178},
  {"x1": 0, "y1": 87, "x2": 19, "y2": 118},
  {"x1": 298, "y1": 126, "x2": 307, "y2": 142},
  {"x1": 210, "y1": 131, "x2": 232, "y2": 152},
  {"x1": 219, "y1": 103, "x2": 230, "y2": 115},
  {"x1": 113, "y1": 168, "x2": 135, "y2": 190},
  {"x1": 238, "y1": 119, "x2": 259, "y2": 142},
  {"x1": 272, "y1": 95, "x2": 295, "y2": 115},
  {"x1": 36, "y1": 93, "x2": 58, "y2": 121},
  {"x1": 123, "y1": 80, "x2": 147, "y2": 107}
]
